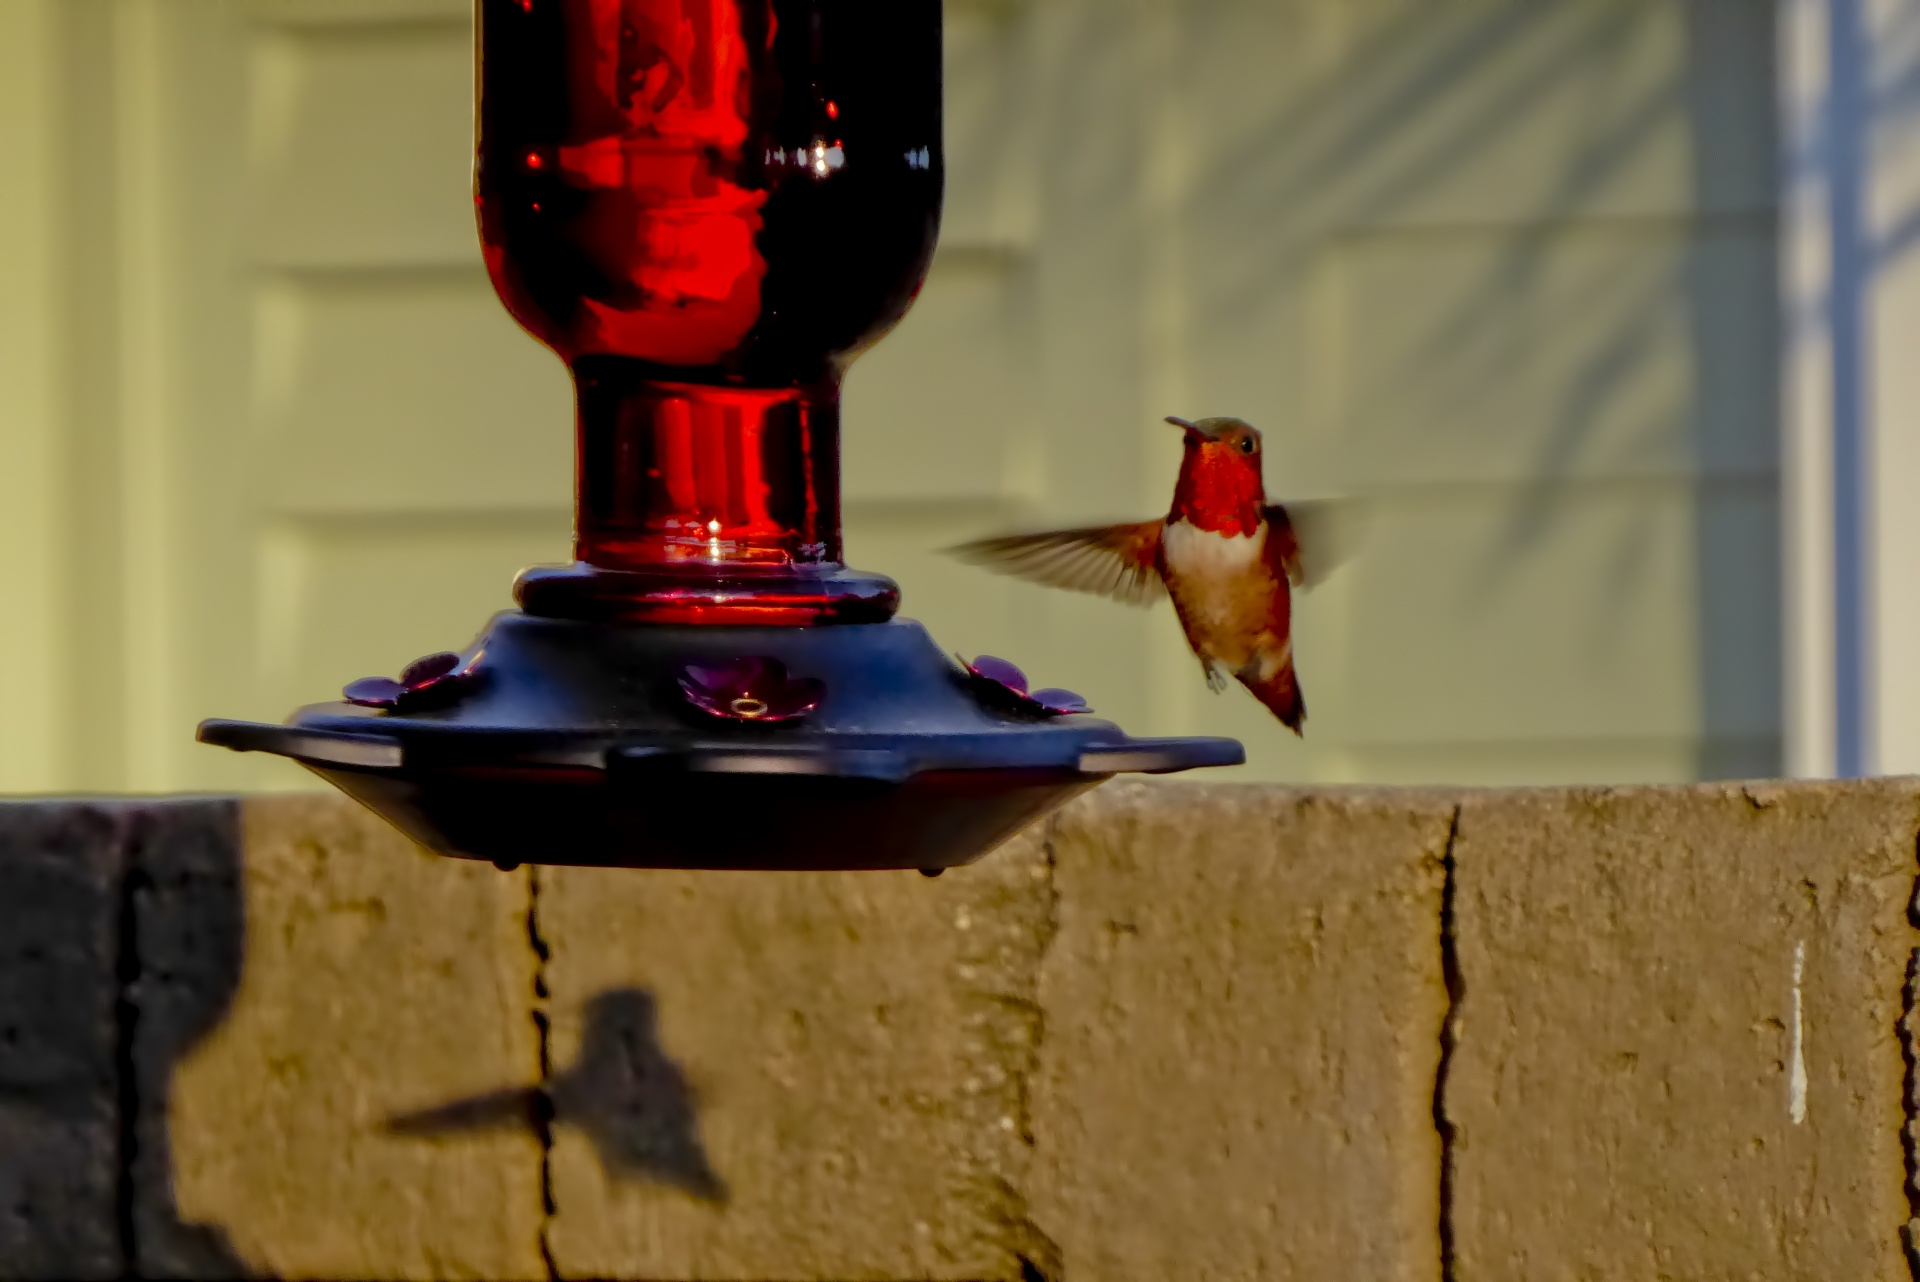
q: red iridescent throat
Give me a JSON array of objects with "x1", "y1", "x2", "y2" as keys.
[{"x1": 1169, "y1": 443, "x2": 1266, "y2": 537}]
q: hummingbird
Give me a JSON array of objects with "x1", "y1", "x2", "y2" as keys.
[{"x1": 949, "y1": 416, "x2": 1348, "y2": 735}]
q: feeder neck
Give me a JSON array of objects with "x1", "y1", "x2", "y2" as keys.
[{"x1": 513, "y1": 360, "x2": 898, "y2": 625}]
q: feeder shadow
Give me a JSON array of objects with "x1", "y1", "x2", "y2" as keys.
[
  {"x1": 387, "y1": 987, "x2": 727, "y2": 1204},
  {"x1": 0, "y1": 801, "x2": 249, "y2": 1280}
]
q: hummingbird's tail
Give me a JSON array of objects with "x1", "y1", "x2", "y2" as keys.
[{"x1": 1240, "y1": 659, "x2": 1306, "y2": 736}]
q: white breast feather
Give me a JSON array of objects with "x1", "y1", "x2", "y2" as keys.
[
  {"x1": 1163, "y1": 518, "x2": 1263, "y2": 578},
  {"x1": 1162, "y1": 519, "x2": 1265, "y2": 669}
]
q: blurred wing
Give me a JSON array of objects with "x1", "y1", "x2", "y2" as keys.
[
  {"x1": 947, "y1": 521, "x2": 1166, "y2": 606},
  {"x1": 1264, "y1": 499, "x2": 1367, "y2": 589}
]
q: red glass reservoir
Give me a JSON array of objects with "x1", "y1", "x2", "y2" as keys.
[{"x1": 477, "y1": 0, "x2": 942, "y2": 623}]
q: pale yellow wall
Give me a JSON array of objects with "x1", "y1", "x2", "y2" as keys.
[
  {"x1": 0, "y1": 0, "x2": 1779, "y2": 792},
  {"x1": 0, "y1": 0, "x2": 61, "y2": 790}
]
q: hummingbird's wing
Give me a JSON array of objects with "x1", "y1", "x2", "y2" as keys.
[
  {"x1": 946, "y1": 521, "x2": 1166, "y2": 605},
  {"x1": 1264, "y1": 500, "x2": 1365, "y2": 588}
]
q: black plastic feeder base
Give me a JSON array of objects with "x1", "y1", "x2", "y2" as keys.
[{"x1": 199, "y1": 613, "x2": 1243, "y2": 871}]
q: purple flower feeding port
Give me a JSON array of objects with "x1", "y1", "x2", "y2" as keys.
[
  {"x1": 679, "y1": 657, "x2": 824, "y2": 724},
  {"x1": 343, "y1": 652, "x2": 479, "y2": 713},
  {"x1": 959, "y1": 655, "x2": 1091, "y2": 717}
]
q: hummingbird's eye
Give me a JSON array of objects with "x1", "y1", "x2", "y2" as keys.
[{"x1": 1238, "y1": 436, "x2": 1257, "y2": 455}]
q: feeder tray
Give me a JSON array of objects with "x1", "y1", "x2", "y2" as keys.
[
  {"x1": 201, "y1": 614, "x2": 1239, "y2": 870},
  {"x1": 199, "y1": 0, "x2": 1243, "y2": 870}
]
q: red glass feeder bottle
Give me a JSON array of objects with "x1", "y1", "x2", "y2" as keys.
[
  {"x1": 481, "y1": 0, "x2": 938, "y2": 625},
  {"x1": 200, "y1": 0, "x2": 1242, "y2": 872}
]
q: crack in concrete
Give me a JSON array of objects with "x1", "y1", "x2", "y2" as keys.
[
  {"x1": 1899, "y1": 950, "x2": 1920, "y2": 1278},
  {"x1": 1904, "y1": 825, "x2": 1920, "y2": 1280},
  {"x1": 1431, "y1": 806, "x2": 1464, "y2": 1282},
  {"x1": 1012, "y1": 818, "x2": 1065, "y2": 1282},
  {"x1": 526, "y1": 866, "x2": 559, "y2": 1282},
  {"x1": 111, "y1": 820, "x2": 142, "y2": 1280},
  {"x1": 1019, "y1": 828, "x2": 1061, "y2": 1153},
  {"x1": 949, "y1": 817, "x2": 1065, "y2": 1281}
]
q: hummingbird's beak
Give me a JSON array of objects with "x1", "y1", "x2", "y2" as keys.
[{"x1": 1166, "y1": 415, "x2": 1214, "y2": 442}]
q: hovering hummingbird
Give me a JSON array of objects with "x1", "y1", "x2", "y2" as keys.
[{"x1": 949, "y1": 416, "x2": 1350, "y2": 735}]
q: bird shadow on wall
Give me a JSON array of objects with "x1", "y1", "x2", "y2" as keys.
[
  {"x1": 0, "y1": 801, "x2": 249, "y2": 1280},
  {"x1": 385, "y1": 987, "x2": 728, "y2": 1205}
]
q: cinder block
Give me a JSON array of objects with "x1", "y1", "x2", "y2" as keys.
[
  {"x1": 0, "y1": 803, "x2": 128, "y2": 1282},
  {"x1": 14, "y1": 776, "x2": 1917, "y2": 1282},
  {"x1": 126, "y1": 800, "x2": 248, "y2": 1279},
  {"x1": 538, "y1": 828, "x2": 1056, "y2": 1282},
  {"x1": 1447, "y1": 780, "x2": 1920, "y2": 1280},
  {"x1": 1027, "y1": 781, "x2": 1456, "y2": 1282},
  {"x1": 164, "y1": 795, "x2": 546, "y2": 1280}
]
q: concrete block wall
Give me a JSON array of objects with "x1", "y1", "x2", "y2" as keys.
[{"x1": 1, "y1": 779, "x2": 1917, "y2": 1280}]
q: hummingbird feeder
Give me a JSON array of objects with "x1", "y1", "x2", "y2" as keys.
[{"x1": 199, "y1": 0, "x2": 1243, "y2": 871}]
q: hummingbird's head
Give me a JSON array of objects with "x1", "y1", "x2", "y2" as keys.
[
  {"x1": 1168, "y1": 416, "x2": 1262, "y2": 459},
  {"x1": 1165, "y1": 416, "x2": 1266, "y2": 534}
]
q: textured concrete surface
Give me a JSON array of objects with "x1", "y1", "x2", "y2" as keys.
[
  {"x1": 1029, "y1": 782, "x2": 1455, "y2": 1282},
  {"x1": 165, "y1": 796, "x2": 545, "y2": 1281},
  {"x1": 1446, "y1": 780, "x2": 1920, "y2": 1281},
  {"x1": 536, "y1": 827, "x2": 1054, "y2": 1282},
  {"x1": 0, "y1": 799, "x2": 252, "y2": 1282},
  {"x1": 4, "y1": 781, "x2": 1920, "y2": 1280},
  {"x1": 0, "y1": 804, "x2": 129, "y2": 1282},
  {"x1": 124, "y1": 802, "x2": 248, "y2": 1279}
]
